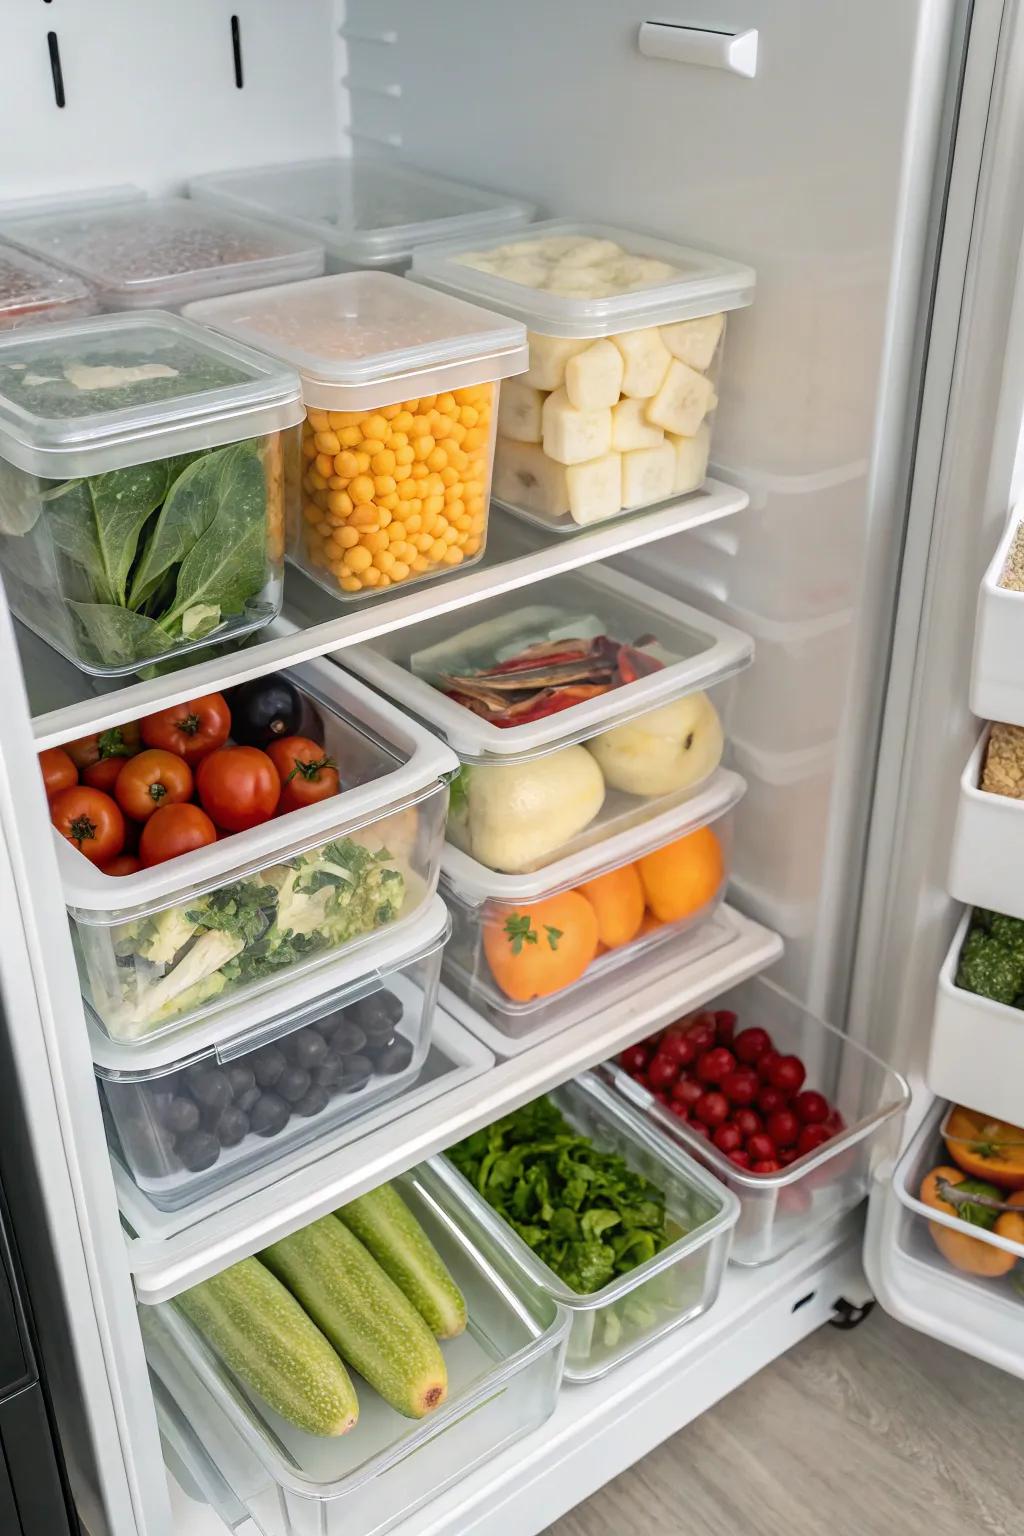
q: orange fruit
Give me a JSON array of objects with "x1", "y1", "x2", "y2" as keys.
[
  {"x1": 637, "y1": 826, "x2": 724, "y2": 925},
  {"x1": 637, "y1": 910, "x2": 665, "y2": 938},
  {"x1": 943, "y1": 1105, "x2": 1024, "y2": 1189},
  {"x1": 576, "y1": 864, "x2": 645, "y2": 949},
  {"x1": 483, "y1": 891, "x2": 599, "y2": 1003}
]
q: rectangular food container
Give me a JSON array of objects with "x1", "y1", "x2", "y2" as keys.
[
  {"x1": 604, "y1": 975, "x2": 910, "y2": 1266},
  {"x1": 928, "y1": 910, "x2": 1024, "y2": 1126},
  {"x1": 189, "y1": 158, "x2": 536, "y2": 274},
  {"x1": 413, "y1": 220, "x2": 754, "y2": 532},
  {"x1": 434, "y1": 1074, "x2": 739, "y2": 1381},
  {"x1": 948, "y1": 728, "x2": 1024, "y2": 920},
  {"x1": 186, "y1": 273, "x2": 528, "y2": 602},
  {"x1": 970, "y1": 503, "x2": 1024, "y2": 728},
  {"x1": 893, "y1": 1097, "x2": 1024, "y2": 1322},
  {"x1": 0, "y1": 239, "x2": 95, "y2": 330},
  {"x1": 143, "y1": 1161, "x2": 570, "y2": 1536},
  {"x1": 440, "y1": 769, "x2": 742, "y2": 1044},
  {"x1": 95, "y1": 896, "x2": 450, "y2": 1211},
  {"x1": 60, "y1": 659, "x2": 457, "y2": 1042},
  {"x1": 0, "y1": 310, "x2": 304, "y2": 675},
  {"x1": 1, "y1": 196, "x2": 324, "y2": 310}
]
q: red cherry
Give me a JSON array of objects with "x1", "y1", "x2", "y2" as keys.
[
  {"x1": 669, "y1": 1101, "x2": 691, "y2": 1119},
  {"x1": 647, "y1": 1055, "x2": 679, "y2": 1090},
  {"x1": 671, "y1": 1077, "x2": 704, "y2": 1109},
  {"x1": 757, "y1": 1085, "x2": 787, "y2": 1117},
  {"x1": 712, "y1": 1122, "x2": 743, "y2": 1154},
  {"x1": 727, "y1": 1149, "x2": 752, "y2": 1169},
  {"x1": 696, "y1": 1047, "x2": 736, "y2": 1086},
  {"x1": 797, "y1": 1123, "x2": 833, "y2": 1156},
  {"x1": 778, "y1": 1147, "x2": 802, "y2": 1167},
  {"x1": 652, "y1": 1089, "x2": 671, "y2": 1106},
  {"x1": 715, "y1": 1008, "x2": 739, "y2": 1043},
  {"x1": 620, "y1": 1044, "x2": 650, "y2": 1074},
  {"x1": 751, "y1": 1159, "x2": 782, "y2": 1174},
  {"x1": 766, "y1": 1109, "x2": 800, "y2": 1147},
  {"x1": 734, "y1": 1027, "x2": 772, "y2": 1064},
  {"x1": 757, "y1": 1048, "x2": 783, "y2": 1083},
  {"x1": 793, "y1": 1090, "x2": 830, "y2": 1124},
  {"x1": 823, "y1": 1109, "x2": 846, "y2": 1135},
  {"x1": 694, "y1": 1090, "x2": 730, "y2": 1127},
  {"x1": 769, "y1": 1055, "x2": 807, "y2": 1095},
  {"x1": 746, "y1": 1132, "x2": 777, "y2": 1162},
  {"x1": 688, "y1": 1118, "x2": 712, "y2": 1139},
  {"x1": 660, "y1": 1031, "x2": 696, "y2": 1068},
  {"x1": 684, "y1": 1020, "x2": 716, "y2": 1053},
  {"x1": 720, "y1": 1068, "x2": 759, "y2": 1106},
  {"x1": 734, "y1": 1107, "x2": 763, "y2": 1140}
]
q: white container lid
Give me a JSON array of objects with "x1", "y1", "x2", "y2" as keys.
[
  {"x1": 189, "y1": 158, "x2": 536, "y2": 270},
  {"x1": 0, "y1": 241, "x2": 95, "y2": 331},
  {"x1": 185, "y1": 271, "x2": 528, "y2": 413},
  {"x1": 0, "y1": 310, "x2": 304, "y2": 478},
  {"x1": 412, "y1": 219, "x2": 756, "y2": 338},
  {"x1": 0, "y1": 197, "x2": 324, "y2": 311},
  {"x1": 442, "y1": 767, "x2": 744, "y2": 905}
]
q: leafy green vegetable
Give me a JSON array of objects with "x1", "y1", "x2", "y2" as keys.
[
  {"x1": 956, "y1": 910, "x2": 1024, "y2": 1006},
  {"x1": 46, "y1": 464, "x2": 168, "y2": 606},
  {"x1": 0, "y1": 342, "x2": 246, "y2": 418}
]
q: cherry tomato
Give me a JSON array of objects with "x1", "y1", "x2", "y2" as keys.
[
  {"x1": 727, "y1": 1149, "x2": 752, "y2": 1169},
  {"x1": 733, "y1": 1107, "x2": 763, "y2": 1140},
  {"x1": 734, "y1": 1026, "x2": 772, "y2": 1065},
  {"x1": 646, "y1": 1055, "x2": 679, "y2": 1090},
  {"x1": 65, "y1": 723, "x2": 140, "y2": 770},
  {"x1": 778, "y1": 1148, "x2": 804, "y2": 1171},
  {"x1": 746, "y1": 1132, "x2": 777, "y2": 1163},
  {"x1": 82, "y1": 756, "x2": 126, "y2": 793},
  {"x1": 751, "y1": 1159, "x2": 782, "y2": 1174},
  {"x1": 823, "y1": 1109, "x2": 846, "y2": 1135},
  {"x1": 794, "y1": 1090, "x2": 829, "y2": 1125},
  {"x1": 652, "y1": 1090, "x2": 671, "y2": 1107},
  {"x1": 757, "y1": 1085, "x2": 788, "y2": 1117},
  {"x1": 39, "y1": 747, "x2": 77, "y2": 800},
  {"x1": 671, "y1": 1077, "x2": 704, "y2": 1109},
  {"x1": 101, "y1": 853, "x2": 142, "y2": 877},
  {"x1": 266, "y1": 736, "x2": 340, "y2": 815},
  {"x1": 196, "y1": 746, "x2": 280, "y2": 833},
  {"x1": 714, "y1": 1008, "x2": 739, "y2": 1043},
  {"x1": 668, "y1": 1101, "x2": 691, "y2": 1120},
  {"x1": 688, "y1": 1119, "x2": 711, "y2": 1140},
  {"x1": 141, "y1": 693, "x2": 231, "y2": 764},
  {"x1": 797, "y1": 1123, "x2": 833, "y2": 1157},
  {"x1": 768, "y1": 1055, "x2": 807, "y2": 1096},
  {"x1": 684, "y1": 1018, "x2": 716, "y2": 1054},
  {"x1": 139, "y1": 804, "x2": 218, "y2": 868},
  {"x1": 50, "y1": 787, "x2": 124, "y2": 865},
  {"x1": 696, "y1": 1046, "x2": 736, "y2": 1085},
  {"x1": 116, "y1": 750, "x2": 193, "y2": 822},
  {"x1": 766, "y1": 1109, "x2": 800, "y2": 1147},
  {"x1": 659, "y1": 1030, "x2": 696, "y2": 1068},
  {"x1": 720, "y1": 1068, "x2": 759, "y2": 1106},
  {"x1": 756, "y1": 1048, "x2": 782, "y2": 1082},
  {"x1": 712, "y1": 1123, "x2": 743, "y2": 1154},
  {"x1": 694, "y1": 1090, "x2": 729, "y2": 1127},
  {"x1": 620, "y1": 1044, "x2": 650, "y2": 1075}
]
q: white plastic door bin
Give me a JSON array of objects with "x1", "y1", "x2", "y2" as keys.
[
  {"x1": 948, "y1": 728, "x2": 1024, "y2": 920},
  {"x1": 928, "y1": 910, "x2": 1024, "y2": 1125},
  {"x1": 970, "y1": 504, "x2": 1024, "y2": 728}
]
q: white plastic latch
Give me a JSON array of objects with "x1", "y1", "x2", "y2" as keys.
[{"x1": 637, "y1": 22, "x2": 759, "y2": 79}]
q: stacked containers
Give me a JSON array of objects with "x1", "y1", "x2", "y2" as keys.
[
  {"x1": 413, "y1": 220, "x2": 755, "y2": 531},
  {"x1": 186, "y1": 273, "x2": 528, "y2": 600},
  {"x1": 0, "y1": 311, "x2": 304, "y2": 674},
  {"x1": 0, "y1": 240, "x2": 95, "y2": 330}
]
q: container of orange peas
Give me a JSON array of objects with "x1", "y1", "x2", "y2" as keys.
[
  {"x1": 438, "y1": 768, "x2": 743, "y2": 1049},
  {"x1": 186, "y1": 273, "x2": 528, "y2": 599}
]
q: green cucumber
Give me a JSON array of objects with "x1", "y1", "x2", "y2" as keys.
[
  {"x1": 337, "y1": 1183, "x2": 467, "y2": 1339},
  {"x1": 175, "y1": 1257, "x2": 358, "y2": 1438},
  {"x1": 260, "y1": 1215, "x2": 448, "y2": 1419}
]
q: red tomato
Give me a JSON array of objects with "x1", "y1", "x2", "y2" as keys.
[
  {"x1": 797, "y1": 1123, "x2": 833, "y2": 1157},
  {"x1": 38, "y1": 748, "x2": 77, "y2": 800},
  {"x1": 794, "y1": 1090, "x2": 829, "y2": 1125},
  {"x1": 620, "y1": 1044, "x2": 650, "y2": 1075},
  {"x1": 671, "y1": 1077, "x2": 704, "y2": 1109},
  {"x1": 82, "y1": 756, "x2": 126, "y2": 793},
  {"x1": 712, "y1": 1122, "x2": 743, "y2": 1154},
  {"x1": 769, "y1": 1055, "x2": 807, "y2": 1096},
  {"x1": 684, "y1": 1018, "x2": 716, "y2": 1053},
  {"x1": 694, "y1": 1090, "x2": 729, "y2": 1127},
  {"x1": 734, "y1": 1026, "x2": 772, "y2": 1065},
  {"x1": 101, "y1": 853, "x2": 142, "y2": 877},
  {"x1": 266, "y1": 736, "x2": 340, "y2": 815},
  {"x1": 746, "y1": 1132, "x2": 777, "y2": 1163},
  {"x1": 50, "y1": 787, "x2": 124, "y2": 865},
  {"x1": 116, "y1": 750, "x2": 193, "y2": 822},
  {"x1": 139, "y1": 804, "x2": 218, "y2": 867},
  {"x1": 696, "y1": 1046, "x2": 736, "y2": 1085},
  {"x1": 751, "y1": 1159, "x2": 782, "y2": 1174},
  {"x1": 757, "y1": 1085, "x2": 788, "y2": 1117},
  {"x1": 65, "y1": 723, "x2": 140, "y2": 770},
  {"x1": 720, "y1": 1068, "x2": 759, "y2": 1106},
  {"x1": 727, "y1": 1149, "x2": 752, "y2": 1170},
  {"x1": 756, "y1": 1048, "x2": 783, "y2": 1082},
  {"x1": 766, "y1": 1109, "x2": 800, "y2": 1147},
  {"x1": 141, "y1": 693, "x2": 231, "y2": 764},
  {"x1": 196, "y1": 746, "x2": 280, "y2": 833},
  {"x1": 733, "y1": 1107, "x2": 763, "y2": 1140},
  {"x1": 714, "y1": 1009, "x2": 739, "y2": 1043},
  {"x1": 659, "y1": 1030, "x2": 696, "y2": 1068},
  {"x1": 646, "y1": 1055, "x2": 679, "y2": 1090}
]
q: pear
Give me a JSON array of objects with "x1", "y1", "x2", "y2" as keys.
[{"x1": 586, "y1": 693, "x2": 724, "y2": 797}]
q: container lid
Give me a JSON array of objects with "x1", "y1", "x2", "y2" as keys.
[
  {"x1": 412, "y1": 219, "x2": 756, "y2": 338},
  {"x1": 0, "y1": 310, "x2": 304, "y2": 477},
  {"x1": 441, "y1": 767, "x2": 744, "y2": 904},
  {"x1": 0, "y1": 241, "x2": 95, "y2": 331},
  {"x1": 185, "y1": 271, "x2": 528, "y2": 412},
  {"x1": 90, "y1": 895, "x2": 450, "y2": 1077},
  {"x1": 0, "y1": 197, "x2": 324, "y2": 310},
  {"x1": 188, "y1": 158, "x2": 536, "y2": 269}
]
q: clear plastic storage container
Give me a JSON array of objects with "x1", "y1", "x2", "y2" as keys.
[
  {"x1": 0, "y1": 311, "x2": 303, "y2": 674},
  {"x1": 603, "y1": 975, "x2": 910, "y2": 1266},
  {"x1": 440, "y1": 770, "x2": 742, "y2": 1043},
  {"x1": 59, "y1": 659, "x2": 457, "y2": 1041},
  {"x1": 143, "y1": 1161, "x2": 570, "y2": 1536},
  {"x1": 96, "y1": 897, "x2": 449, "y2": 1210},
  {"x1": 186, "y1": 273, "x2": 528, "y2": 602},
  {"x1": 435, "y1": 1074, "x2": 739, "y2": 1381},
  {"x1": 189, "y1": 158, "x2": 535, "y2": 274},
  {"x1": 1, "y1": 196, "x2": 324, "y2": 310},
  {"x1": 413, "y1": 220, "x2": 754, "y2": 532},
  {"x1": 0, "y1": 239, "x2": 95, "y2": 330}
]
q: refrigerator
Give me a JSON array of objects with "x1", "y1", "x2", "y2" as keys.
[{"x1": 1, "y1": 0, "x2": 1022, "y2": 1532}]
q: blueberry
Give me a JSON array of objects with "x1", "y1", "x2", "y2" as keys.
[
  {"x1": 371, "y1": 1037, "x2": 414, "y2": 1076},
  {"x1": 329, "y1": 1020, "x2": 367, "y2": 1057},
  {"x1": 340, "y1": 1054, "x2": 373, "y2": 1094},
  {"x1": 350, "y1": 990, "x2": 403, "y2": 1033},
  {"x1": 313, "y1": 1050, "x2": 345, "y2": 1089},
  {"x1": 277, "y1": 1066, "x2": 311, "y2": 1105},
  {"x1": 293, "y1": 1085, "x2": 330, "y2": 1118},
  {"x1": 287, "y1": 1028, "x2": 328, "y2": 1070},
  {"x1": 226, "y1": 1063, "x2": 256, "y2": 1099},
  {"x1": 216, "y1": 1106, "x2": 250, "y2": 1148},
  {"x1": 249, "y1": 1093, "x2": 290, "y2": 1138},
  {"x1": 175, "y1": 1131, "x2": 221, "y2": 1173},
  {"x1": 235, "y1": 1085, "x2": 261, "y2": 1115},
  {"x1": 162, "y1": 1096, "x2": 200, "y2": 1135},
  {"x1": 187, "y1": 1068, "x2": 232, "y2": 1113},
  {"x1": 253, "y1": 1047, "x2": 286, "y2": 1088}
]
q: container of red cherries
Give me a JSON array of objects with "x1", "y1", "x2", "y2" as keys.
[{"x1": 600, "y1": 975, "x2": 909, "y2": 1266}]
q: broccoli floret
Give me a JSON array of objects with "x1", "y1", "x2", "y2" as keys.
[
  {"x1": 956, "y1": 925, "x2": 1024, "y2": 1005},
  {"x1": 987, "y1": 912, "x2": 1024, "y2": 960}
]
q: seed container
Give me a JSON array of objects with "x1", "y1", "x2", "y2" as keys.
[{"x1": 0, "y1": 239, "x2": 95, "y2": 330}]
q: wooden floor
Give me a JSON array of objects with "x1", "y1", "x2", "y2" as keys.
[{"x1": 544, "y1": 1309, "x2": 1021, "y2": 1536}]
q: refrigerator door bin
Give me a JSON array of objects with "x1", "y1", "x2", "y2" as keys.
[
  {"x1": 928, "y1": 909, "x2": 1024, "y2": 1125},
  {"x1": 970, "y1": 504, "x2": 1024, "y2": 727}
]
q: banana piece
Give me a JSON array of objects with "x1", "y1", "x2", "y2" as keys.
[
  {"x1": 621, "y1": 442, "x2": 675, "y2": 509},
  {"x1": 618, "y1": 256, "x2": 680, "y2": 289},
  {"x1": 492, "y1": 439, "x2": 570, "y2": 518},
  {"x1": 611, "y1": 396, "x2": 665, "y2": 451},
  {"x1": 660, "y1": 313, "x2": 725, "y2": 372},
  {"x1": 646, "y1": 358, "x2": 717, "y2": 437},
  {"x1": 542, "y1": 388, "x2": 613, "y2": 465},
  {"x1": 668, "y1": 423, "x2": 711, "y2": 494},
  {"x1": 612, "y1": 327, "x2": 672, "y2": 399},
  {"x1": 553, "y1": 237, "x2": 624, "y2": 270},
  {"x1": 545, "y1": 267, "x2": 615, "y2": 297},
  {"x1": 498, "y1": 378, "x2": 545, "y2": 443},
  {"x1": 523, "y1": 332, "x2": 590, "y2": 391},
  {"x1": 565, "y1": 452, "x2": 622, "y2": 525},
  {"x1": 492, "y1": 255, "x2": 550, "y2": 288},
  {"x1": 565, "y1": 339, "x2": 624, "y2": 410}
]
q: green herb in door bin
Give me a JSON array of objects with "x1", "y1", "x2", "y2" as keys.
[{"x1": 956, "y1": 908, "x2": 1024, "y2": 1007}]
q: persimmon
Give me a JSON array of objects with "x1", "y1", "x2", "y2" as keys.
[
  {"x1": 483, "y1": 891, "x2": 599, "y2": 1002},
  {"x1": 576, "y1": 863, "x2": 645, "y2": 949},
  {"x1": 637, "y1": 825, "x2": 724, "y2": 925},
  {"x1": 943, "y1": 1105, "x2": 1024, "y2": 1189}
]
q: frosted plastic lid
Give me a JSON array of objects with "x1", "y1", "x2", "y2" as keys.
[
  {"x1": 189, "y1": 158, "x2": 536, "y2": 268},
  {"x1": 0, "y1": 240, "x2": 95, "y2": 331},
  {"x1": 185, "y1": 271, "x2": 528, "y2": 411},
  {"x1": 413, "y1": 219, "x2": 756, "y2": 338},
  {"x1": 0, "y1": 310, "x2": 304, "y2": 477},
  {"x1": 0, "y1": 197, "x2": 324, "y2": 310}
]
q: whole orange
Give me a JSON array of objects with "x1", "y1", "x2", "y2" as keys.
[
  {"x1": 483, "y1": 891, "x2": 599, "y2": 1002},
  {"x1": 637, "y1": 825, "x2": 724, "y2": 924},
  {"x1": 576, "y1": 863, "x2": 645, "y2": 949}
]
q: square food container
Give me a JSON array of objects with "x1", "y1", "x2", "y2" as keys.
[
  {"x1": 189, "y1": 158, "x2": 536, "y2": 274},
  {"x1": 440, "y1": 769, "x2": 742, "y2": 1044},
  {"x1": 603, "y1": 975, "x2": 910, "y2": 1266},
  {"x1": 0, "y1": 239, "x2": 96, "y2": 331},
  {"x1": 96, "y1": 896, "x2": 450, "y2": 1211},
  {"x1": 143, "y1": 1161, "x2": 570, "y2": 1536},
  {"x1": 0, "y1": 310, "x2": 304, "y2": 675},
  {"x1": 186, "y1": 273, "x2": 528, "y2": 603},
  {"x1": 413, "y1": 220, "x2": 755, "y2": 532},
  {"x1": 59, "y1": 659, "x2": 457, "y2": 1042},
  {"x1": 970, "y1": 503, "x2": 1024, "y2": 728},
  {"x1": 948, "y1": 728, "x2": 1024, "y2": 921},
  {"x1": 435, "y1": 1074, "x2": 739, "y2": 1381},
  {"x1": 0, "y1": 196, "x2": 324, "y2": 310},
  {"x1": 928, "y1": 909, "x2": 1024, "y2": 1126}
]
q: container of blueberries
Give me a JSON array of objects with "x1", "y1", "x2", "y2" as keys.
[{"x1": 92, "y1": 896, "x2": 449, "y2": 1209}]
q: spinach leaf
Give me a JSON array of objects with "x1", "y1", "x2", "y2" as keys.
[
  {"x1": 47, "y1": 463, "x2": 168, "y2": 606},
  {"x1": 128, "y1": 444, "x2": 237, "y2": 611},
  {"x1": 67, "y1": 602, "x2": 174, "y2": 667},
  {"x1": 158, "y1": 444, "x2": 267, "y2": 636}
]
